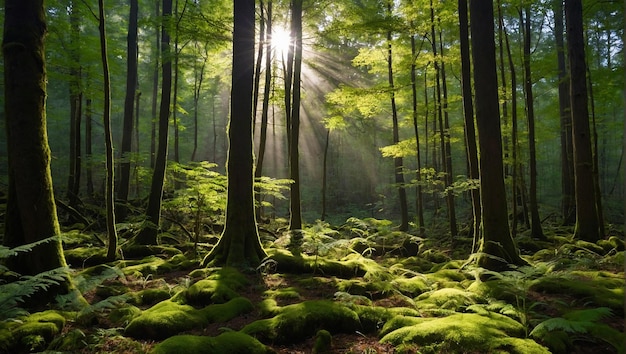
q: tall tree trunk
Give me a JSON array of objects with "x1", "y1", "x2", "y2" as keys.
[
  {"x1": 522, "y1": 6, "x2": 546, "y2": 240},
  {"x1": 288, "y1": 0, "x2": 303, "y2": 231},
  {"x1": 202, "y1": 0, "x2": 267, "y2": 267},
  {"x1": 503, "y1": 22, "x2": 520, "y2": 238},
  {"x1": 3, "y1": 0, "x2": 75, "y2": 294},
  {"x1": 85, "y1": 92, "x2": 94, "y2": 196},
  {"x1": 117, "y1": 0, "x2": 139, "y2": 221},
  {"x1": 136, "y1": 0, "x2": 173, "y2": 245},
  {"x1": 388, "y1": 2, "x2": 408, "y2": 232},
  {"x1": 172, "y1": 0, "x2": 182, "y2": 164},
  {"x1": 458, "y1": 0, "x2": 480, "y2": 248},
  {"x1": 190, "y1": 42, "x2": 207, "y2": 162},
  {"x1": 497, "y1": 0, "x2": 509, "y2": 177},
  {"x1": 469, "y1": 0, "x2": 526, "y2": 270},
  {"x1": 565, "y1": 0, "x2": 601, "y2": 242},
  {"x1": 321, "y1": 129, "x2": 330, "y2": 221},
  {"x1": 439, "y1": 25, "x2": 457, "y2": 238},
  {"x1": 255, "y1": 0, "x2": 273, "y2": 218},
  {"x1": 410, "y1": 30, "x2": 425, "y2": 235},
  {"x1": 586, "y1": 64, "x2": 606, "y2": 237},
  {"x1": 252, "y1": 0, "x2": 265, "y2": 127},
  {"x1": 150, "y1": 0, "x2": 160, "y2": 169},
  {"x1": 554, "y1": 0, "x2": 575, "y2": 225},
  {"x1": 67, "y1": 1, "x2": 82, "y2": 209},
  {"x1": 97, "y1": 0, "x2": 118, "y2": 260}
]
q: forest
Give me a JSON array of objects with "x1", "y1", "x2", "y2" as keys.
[{"x1": 0, "y1": 0, "x2": 624, "y2": 353}]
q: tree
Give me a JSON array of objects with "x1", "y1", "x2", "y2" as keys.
[
  {"x1": 565, "y1": 0, "x2": 601, "y2": 242},
  {"x1": 458, "y1": 0, "x2": 480, "y2": 248},
  {"x1": 117, "y1": 0, "x2": 139, "y2": 221},
  {"x1": 67, "y1": 1, "x2": 82, "y2": 209},
  {"x1": 3, "y1": 0, "x2": 76, "y2": 297},
  {"x1": 521, "y1": 5, "x2": 545, "y2": 240},
  {"x1": 202, "y1": 0, "x2": 267, "y2": 267},
  {"x1": 469, "y1": 0, "x2": 526, "y2": 270},
  {"x1": 136, "y1": 0, "x2": 173, "y2": 245}
]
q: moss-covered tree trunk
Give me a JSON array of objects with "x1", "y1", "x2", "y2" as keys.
[
  {"x1": 2, "y1": 0, "x2": 72, "y2": 290},
  {"x1": 289, "y1": 0, "x2": 304, "y2": 231},
  {"x1": 565, "y1": 0, "x2": 601, "y2": 242},
  {"x1": 469, "y1": 0, "x2": 526, "y2": 270},
  {"x1": 202, "y1": 0, "x2": 266, "y2": 267}
]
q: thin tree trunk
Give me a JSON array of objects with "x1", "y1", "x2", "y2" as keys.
[
  {"x1": 586, "y1": 63, "x2": 605, "y2": 237},
  {"x1": 252, "y1": 0, "x2": 265, "y2": 127},
  {"x1": 410, "y1": 29, "x2": 425, "y2": 235},
  {"x1": 85, "y1": 92, "x2": 94, "y2": 196},
  {"x1": 565, "y1": 0, "x2": 601, "y2": 242},
  {"x1": 117, "y1": 0, "x2": 138, "y2": 221},
  {"x1": 150, "y1": 0, "x2": 160, "y2": 169},
  {"x1": 288, "y1": 0, "x2": 303, "y2": 231},
  {"x1": 67, "y1": 2, "x2": 82, "y2": 209},
  {"x1": 497, "y1": 0, "x2": 509, "y2": 177},
  {"x1": 387, "y1": 4, "x2": 409, "y2": 232},
  {"x1": 522, "y1": 6, "x2": 546, "y2": 240},
  {"x1": 458, "y1": 0, "x2": 480, "y2": 248},
  {"x1": 136, "y1": 0, "x2": 173, "y2": 245},
  {"x1": 321, "y1": 129, "x2": 329, "y2": 221},
  {"x1": 554, "y1": 0, "x2": 575, "y2": 225}
]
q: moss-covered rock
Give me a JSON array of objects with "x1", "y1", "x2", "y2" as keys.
[
  {"x1": 380, "y1": 312, "x2": 548, "y2": 354},
  {"x1": 130, "y1": 288, "x2": 172, "y2": 306},
  {"x1": 125, "y1": 296, "x2": 254, "y2": 340},
  {"x1": 313, "y1": 329, "x2": 332, "y2": 353},
  {"x1": 392, "y1": 275, "x2": 430, "y2": 297},
  {"x1": 351, "y1": 305, "x2": 419, "y2": 333},
  {"x1": 241, "y1": 300, "x2": 361, "y2": 343},
  {"x1": 266, "y1": 249, "x2": 367, "y2": 278},
  {"x1": 151, "y1": 332, "x2": 272, "y2": 354},
  {"x1": 64, "y1": 247, "x2": 108, "y2": 267},
  {"x1": 109, "y1": 305, "x2": 142, "y2": 327},
  {"x1": 184, "y1": 267, "x2": 249, "y2": 306}
]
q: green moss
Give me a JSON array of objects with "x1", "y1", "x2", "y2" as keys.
[
  {"x1": 419, "y1": 249, "x2": 451, "y2": 264},
  {"x1": 125, "y1": 297, "x2": 254, "y2": 340},
  {"x1": 122, "y1": 244, "x2": 183, "y2": 259},
  {"x1": 109, "y1": 305, "x2": 142, "y2": 326},
  {"x1": 415, "y1": 288, "x2": 484, "y2": 312},
  {"x1": 263, "y1": 287, "x2": 302, "y2": 301},
  {"x1": 47, "y1": 328, "x2": 88, "y2": 351},
  {"x1": 132, "y1": 288, "x2": 172, "y2": 305},
  {"x1": 397, "y1": 256, "x2": 435, "y2": 273},
  {"x1": 267, "y1": 249, "x2": 366, "y2": 277},
  {"x1": 530, "y1": 274, "x2": 624, "y2": 311},
  {"x1": 380, "y1": 312, "x2": 543, "y2": 353},
  {"x1": 393, "y1": 275, "x2": 430, "y2": 296},
  {"x1": 258, "y1": 298, "x2": 282, "y2": 317},
  {"x1": 241, "y1": 300, "x2": 361, "y2": 343},
  {"x1": 574, "y1": 240, "x2": 606, "y2": 255},
  {"x1": 64, "y1": 247, "x2": 108, "y2": 266},
  {"x1": 313, "y1": 329, "x2": 332, "y2": 353},
  {"x1": 352, "y1": 305, "x2": 419, "y2": 333},
  {"x1": 151, "y1": 332, "x2": 271, "y2": 354},
  {"x1": 185, "y1": 279, "x2": 239, "y2": 305},
  {"x1": 608, "y1": 236, "x2": 625, "y2": 251}
]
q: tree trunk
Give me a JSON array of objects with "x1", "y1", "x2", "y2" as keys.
[
  {"x1": 554, "y1": 0, "x2": 575, "y2": 225},
  {"x1": 387, "y1": 3, "x2": 408, "y2": 232},
  {"x1": 136, "y1": 0, "x2": 173, "y2": 245},
  {"x1": 67, "y1": 1, "x2": 82, "y2": 209},
  {"x1": 321, "y1": 129, "x2": 329, "y2": 221},
  {"x1": 255, "y1": 0, "x2": 273, "y2": 219},
  {"x1": 410, "y1": 30, "x2": 425, "y2": 235},
  {"x1": 289, "y1": 0, "x2": 303, "y2": 231},
  {"x1": 97, "y1": 0, "x2": 118, "y2": 260},
  {"x1": 469, "y1": 0, "x2": 526, "y2": 270},
  {"x1": 85, "y1": 92, "x2": 94, "y2": 196},
  {"x1": 565, "y1": 0, "x2": 601, "y2": 242},
  {"x1": 202, "y1": 0, "x2": 267, "y2": 267},
  {"x1": 3, "y1": 0, "x2": 75, "y2": 296},
  {"x1": 586, "y1": 64, "x2": 606, "y2": 237},
  {"x1": 150, "y1": 0, "x2": 161, "y2": 169},
  {"x1": 252, "y1": 0, "x2": 265, "y2": 127},
  {"x1": 522, "y1": 6, "x2": 546, "y2": 240},
  {"x1": 458, "y1": 0, "x2": 480, "y2": 248},
  {"x1": 117, "y1": 0, "x2": 138, "y2": 221},
  {"x1": 190, "y1": 42, "x2": 207, "y2": 161}
]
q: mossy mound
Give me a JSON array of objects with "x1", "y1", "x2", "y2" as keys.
[
  {"x1": 185, "y1": 267, "x2": 249, "y2": 306},
  {"x1": 130, "y1": 288, "x2": 172, "y2": 306},
  {"x1": 4, "y1": 310, "x2": 67, "y2": 352},
  {"x1": 530, "y1": 273, "x2": 624, "y2": 312},
  {"x1": 47, "y1": 328, "x2": 88, "y2": 352},
  {"x1": 415, "y1": 287, "x2": 484, "y2": 312},
  {"x1": 392, "y1": 275, "x2": 430, "y2": 297},
  {"x1": 109, "y1": 305, "x2": 142, "y2": 327},
  {"x1": 125, "y1": 296, "x2": 254, "y2": 340},
  {"x1": 266, "y1": 249, "x2": 367, "y2": 278},
  {"x1": 121, "y1": 254, "x2": 195, "y2": 277},
  {"x1": 351, "y1": 305, "x2": 419, "y2": 333},
  {"x1": 64, "y1": 247, "x2": 108, "y2": 266},
  {"x1": 241, "y1": 300, "x2": 361, "y2": 343},
  {"x1": 121, "y1": 244, "x2": 183, "y2": 259},
  {"x1": 151, "y1": 332, "x2": 272, "y2": 354},
  {"x1": 380, "y1": 312, "x2": 549, "y2": 354}
]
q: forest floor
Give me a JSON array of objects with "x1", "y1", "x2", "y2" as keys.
[{"x1": 1, "y1": 217, "x2": 625, "y2": 354}]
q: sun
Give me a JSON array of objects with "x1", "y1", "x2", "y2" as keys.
[{"x1": 271, "y1": 26, "x2": 292, "y2": 59}]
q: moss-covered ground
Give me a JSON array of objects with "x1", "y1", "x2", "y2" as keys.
[{"x1": 1, "y1": 219, "x2": 623, "y2": 353}]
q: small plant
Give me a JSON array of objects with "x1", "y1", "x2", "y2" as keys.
[{"x1": 530, "y1": 307, "x2": 624, "y2": 353}]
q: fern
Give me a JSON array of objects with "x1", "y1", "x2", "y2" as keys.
[{"x1": 530, "y1": 307, "x2": 624, "y2": 353}]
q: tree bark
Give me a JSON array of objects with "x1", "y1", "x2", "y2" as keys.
[
  {"x1": 565, "y1": 0, "x2": 601, "y2": 242},
  {"x1": 2, "y1": 0, "x2": 74, "y2": 296},
  {"x1": 202, "y1": 0, "x2": 267, "y2": 267},
  {"x1": 288, "y1": 0, "x2": 303, "y2": 231},
  {"x1": 150, "y1": 0, "x2": 161, "y2": 169},
  {"x1": 554, "y1": 0, "x2": 575, "y2": 225},
  {"x1": 458, "y1": 0, "x2": 480, "y2": 248},
  {"x1": 117, "y1": 0, "x2": 139, "y2": 221},
  {"x1": 522, "y1": 6, "x2": 546, "y2": 240},
  {"x1": 410, "y1": 29, "x2": 425, "y2": 235},
  {"x1": 387, "y1": 2, "x2": 409, "y2": 232},
  {"x1": 67, "y1": 1, "x2": 82, "y2": 209},
  {"x1": 136, "y1": 0, "x2": 173, "y2": 245},
  {"x1": 469, "y1": 0, "x2": 526, "y2": 270}
]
